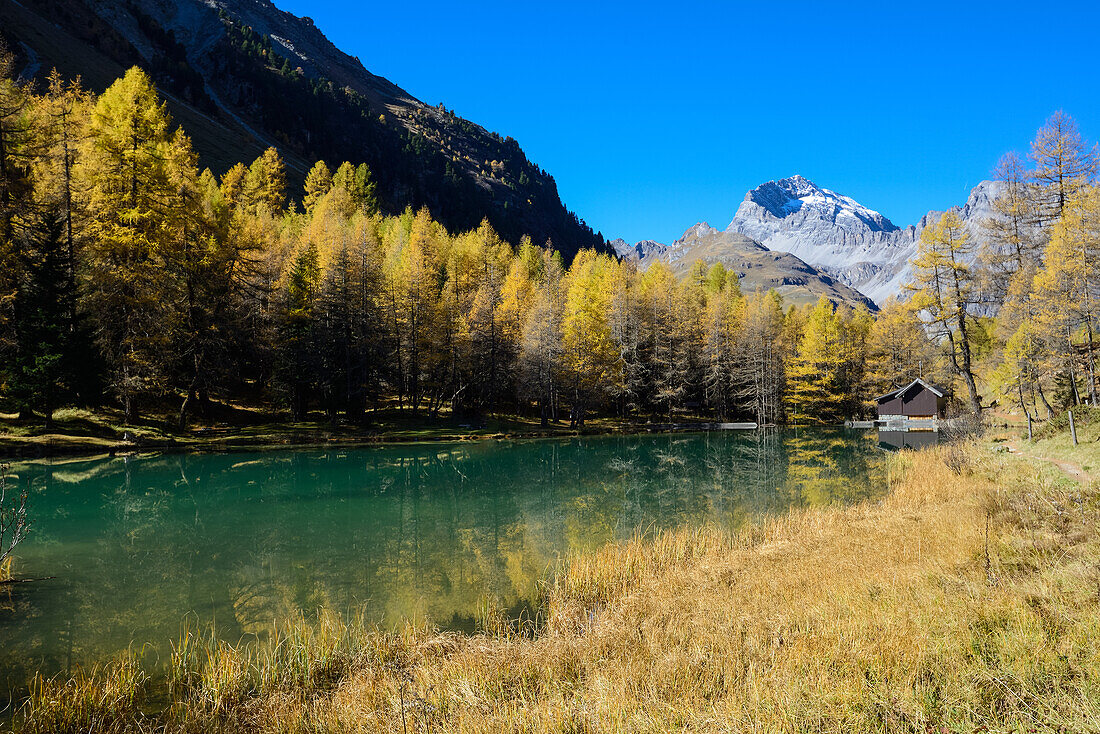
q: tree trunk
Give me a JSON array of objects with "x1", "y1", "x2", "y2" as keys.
[
  {"x1": 1068, "y1": 357, "x2": 1082, "y2": 406},
  {"x1": 177, "y1": 392, "x2": 193, "y2": 432},
  {"x1": 948, "y1": 318, "x2": 982, "y2": 416},
  {"x1": 1037, "y1": 382, "x2": 1055, "y2": 419},
  {"x1": 1086, "y1": 318, "x2": 1099, "y2": 404},
  {"x1": 124, "y1": 394, "x2": 136, "y2": 425}
]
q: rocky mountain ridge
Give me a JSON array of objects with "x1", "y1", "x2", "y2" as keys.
[
  {"x1": 616, "y1": 176, "x2": 1000, "y2": 306},
  {"x1": 0, "y1": 0, "x2": 605, "y2": 258},
  {"x1": 727, "y1": 176, "x2": 999, "y2": 304},
  {"x1": 614, "y1": 223, "x2": 877, "y2": 310}
]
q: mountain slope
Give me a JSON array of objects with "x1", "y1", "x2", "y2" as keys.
[
  {"x1": 613, "y1": 224, "x2": 877, "y2": 310},
  {"x1": 0, "y1": 0, "x2": 605, "y2": 258},
  {"x1": 727, "y1": 175, "x2": 999, "y2": 304}
]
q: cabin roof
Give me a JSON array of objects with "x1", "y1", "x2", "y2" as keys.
[{"x1": 874, "y1": 378, "x2": 950, "y2": 403}]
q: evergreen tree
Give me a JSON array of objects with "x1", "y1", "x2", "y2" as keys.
[
  {"x1": 0, "y1": 46, "x2": 35, "y2": 363},
  {"x1": 277, "y1": 241, "x2": 321, "y2": 419},
  {"x1": 5, "y1": 211, "x2": 81, "y2": 425}
]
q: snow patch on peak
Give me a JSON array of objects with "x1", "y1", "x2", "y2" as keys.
[
  {"x1": 726, "y1": 177, "x2": 1001, "y2": 305},
  {"x1": 733, "y1": 175, "x2": 899, "y2": 234}
]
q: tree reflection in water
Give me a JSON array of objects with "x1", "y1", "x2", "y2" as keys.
[{"x1": 0, "y1": 428, "x2": 885, "y2": 697}]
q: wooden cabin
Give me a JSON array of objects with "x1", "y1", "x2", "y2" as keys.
[{"x1": 875, "y1": 378, "x2": 949, "y2": 421}]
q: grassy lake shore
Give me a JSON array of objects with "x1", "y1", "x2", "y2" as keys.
[{"x1": 11, "y1": 427, "x2": 1100, "y2": 732}]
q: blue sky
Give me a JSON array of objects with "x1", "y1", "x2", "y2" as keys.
[{"x1": 278, "y1": 0, "x2": 1100, "y2": 245}]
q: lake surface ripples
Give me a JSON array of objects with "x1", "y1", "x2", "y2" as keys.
[{"x1": 0, "y1": 428, "x2": 887, "y2": 696}]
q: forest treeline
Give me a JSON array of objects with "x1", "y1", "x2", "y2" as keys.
[
  {"x1": 0, "y1": 57, "x2": 1096, "y2": 429},
  {"x1": 905, "y1": 110, "x2": 1100, "y2": 423}
]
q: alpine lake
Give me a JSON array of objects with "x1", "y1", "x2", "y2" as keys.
[{"x1": 0, "y1": 428, "x2": 915, "y2": 701}]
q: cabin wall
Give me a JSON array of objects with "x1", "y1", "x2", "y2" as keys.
[
  {"x1": 877, "y1": 397, "x2": 903, "y2": 417},
  {"x1": 903, "y1": 389, "x2": 939, "y2": 418}
]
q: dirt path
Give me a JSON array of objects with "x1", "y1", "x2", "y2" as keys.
[{"x1": 1005, "y1": 439, "x2": 1093, "y2": 482}]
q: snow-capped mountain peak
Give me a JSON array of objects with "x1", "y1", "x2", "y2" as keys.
[
  {"x1": 730, "y1": 175, "x2": 899, "y2": 235},
  {"x1": 613, "y1": 175, "x2": 1001, "y2": 307},
  {"x1": 725, "y1": 175, "x2": 999, "y2": 305}
]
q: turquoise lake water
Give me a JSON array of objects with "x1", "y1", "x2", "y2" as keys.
[{"x1": 0, "y1": 429, "x2": 888, "y2": 697}]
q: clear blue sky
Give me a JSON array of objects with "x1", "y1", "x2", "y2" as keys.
[{"x1": 278, "y1": 0, "x2": 1100, "y2": 245}]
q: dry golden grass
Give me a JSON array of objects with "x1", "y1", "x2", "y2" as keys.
[{"x1": 16, "y1": 442, "x2": 1100, "y2": 732}]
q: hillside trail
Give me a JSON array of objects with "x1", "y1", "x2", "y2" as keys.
[{"x1": 1004, "y1": 439, "x2": 1094, "y2": 483}]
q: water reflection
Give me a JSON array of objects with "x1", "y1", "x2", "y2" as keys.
[
  {"x1": 1, "y1": 429, "x2": 885, "y2": 696},
  {"x1": 877, "y1": 429, "x2": 940, "y2": 451}
]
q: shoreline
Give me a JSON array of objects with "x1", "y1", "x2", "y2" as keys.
[
  {"x1": 14, "y1": 432, "x2": 1100, "y2": 732},
  {"x1": 1, "y1": 419, "x2": 776, "y2": 460}
]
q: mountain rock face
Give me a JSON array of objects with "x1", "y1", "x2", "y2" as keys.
[
  {"x1": 0, "y1": 0, "x2": 605, "y2": 258},
  {"x1": 614, "y1": 176, "x2": 1001, "y2": 307},
  {"x1": 609, "y1": 238, "x2": 668, "y2": 261},
  {"x1": 616, "y1": 224, "x2": 878, "y2": 310},
  {"x1": 726, "y1": 175, "x2": 1000, "y2": 305}
]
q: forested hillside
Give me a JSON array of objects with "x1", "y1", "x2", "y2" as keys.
[
  {"x1": 0, "y1": 61, "x2": 937, "y2": 431},
  {"x1": 0, "y1": 0, "x2": 605, "y2": 259},
  {"x1": 1, "y1": 52, "x2": 1098, "y2": 433}
]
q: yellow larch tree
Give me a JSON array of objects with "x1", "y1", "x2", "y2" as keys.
[
  {"x1": 561, "y1": 250, "x2": 617, "y2": 426},
  {"x1": 302, "y1": 160, "x2": 333, "y2": 214},
  {"x1": 865, "y1": 297, "x2": 941, "y2": 397},
  {"x1": 245, "y1": 146, "x2": 287, "y2": 216},
  {"x1": 1029, "y1": 110, "x2": 1097, "y2": 226},
  {"x1": 786, "y1": 297, "x2": 843, "y2": 423},
  {"x1": 906, "y1": 211, "x2": 982, "y2": 415},
  {"x1": 701, "y1": 263, "x2": 744, "y2": 419},
  {"x1": 519, "y1": 247, "x2": 565, "y2": 425},
  {"x1": 77, "y1": 67, "x2": 180, "y2": 422},
  {"x1": 1031, "y1": 187, "x2": 1100, "y2": 405}
]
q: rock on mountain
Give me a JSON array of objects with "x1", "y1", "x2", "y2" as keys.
[
  {"x1": 726, "y1": 175, "x2": 1000, "y2": 305},
  {"x1": 0, "y1": 0, "x2": 605, "y2": 258},
  {"x1": 609, "y1": 238, "x2": 668, "y2": 261},
  {"x1": 615, "y1": 223, "x2": 878, "y2": 310}
]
